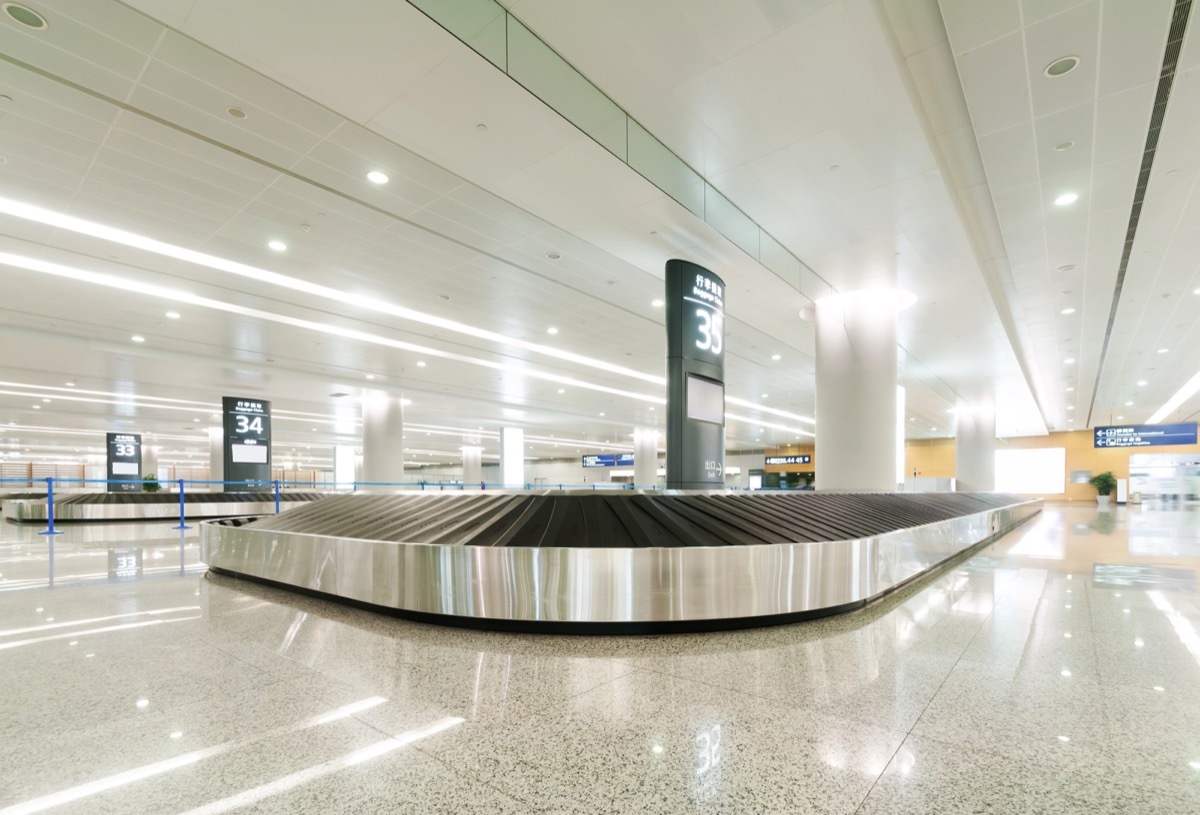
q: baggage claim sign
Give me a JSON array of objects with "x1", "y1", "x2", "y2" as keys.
[{"x1": 222, "y1": 397, "x2": 272, "y2": 487}]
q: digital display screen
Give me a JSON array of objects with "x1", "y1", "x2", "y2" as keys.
[
  {"x1": 106, "y1": 432, "x2": 142, "y2": 492},
  {"x1": 686, "y1": 375, "x2": 724, "y2": 424},
  {"x1": 223, "y1": 396, "x2": 272, "y2": 485},
  {"x1": 765, "y1": 455, "x2": 811, "y2": 466},
  {"x1": 231, "y1": 445, "x2": 268, "y2": 464}
]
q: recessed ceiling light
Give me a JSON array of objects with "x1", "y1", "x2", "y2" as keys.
[
  {"x1": 416, "y1": 361, "x2": 426, "y2": 367},
  {"x1": 1125, "y1": 401, "x2": 1134, "y2": 406},
  {"x1": 267, "y1": 240, "x2": 287, "y2": 252},
  {"x1": 1117, "y1": 416, "x2": 1125, "y2": 420},
  {"x1": 599, "y1": 412, "x2": 605, "y2": 417},
  {"x1": 1066, "y1": 387, "x2": 1075, "y2": 392},
  {"x1": 1137, "y1": 380, "x2": 1147, "y2": 386},
  {"x1": 366, "y1": 170, "x2": 389, "y2": 185},
  {"x1": 131, "y1": 335, "x2": 145, "y2": 343},
  {"x1": 1044, "y1": 55, "x2": 1081, "y2": 77},
  {"x1": 1064, "y1": 357, "x2": 1075, "y2": 364},
  {"x1": 1158, "y1": 348, "x2": 1169, "y2": 354},
  {"x1": 771, "y1": 354, "x2": 782, "y2": 361},
  {"x1": 651, "y1": 299, "x2": 664, "y2": 308},
  {"x1": 226, "y1": 106, "x2": 246, "y2": 119},
  {"x1": 1055, "y1": 140, "x2": 1075, "y2": 151},
  {"x1": 546, "y1": 252, "x2": 561, "y2": 260},
  {"x1": 546, "y1": 326, "x2": 559, "y2": 335},
  {"x1": 41, "y1": 397, "x2": 50, "y2": 403},
  {"x1": 3, "y1": 3, "x2": 47, "y2": 29},
  {"x1": 32, "y1": 404, "x2": 39, "y2": 409},
  {"x1": 761, "y1": 393, "x2": 768, "y2": 399},
  {"x1": 1055, "y1": 192, "x2": 1079, "y2": 206},
  {"x1": 165, "y1": 311, "x2": 181, "y2": 320},
  {"x1": 365, "y1": 374, "x2": 375, "y2": 380},
  {"x1": 556, "y1": 388, "x2": 565, "y2": 394},
  {"x1": 1061, "y1": 307, "x2": 1076, "y2": 315}
]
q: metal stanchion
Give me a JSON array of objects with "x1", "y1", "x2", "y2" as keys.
[
  {"x1": 274, "y1": 480, "x2": 281, "y2": 515},
  {"x1": 173, "y1": 479, "x2": 191, "y2": 530},
  {"x1": 38, "y1": 477, "x2": 63, "y2": 536}
]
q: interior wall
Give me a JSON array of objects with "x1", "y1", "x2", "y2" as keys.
[{"x1": 905, "y1": 430, "x2": 1200, "y2": 501}]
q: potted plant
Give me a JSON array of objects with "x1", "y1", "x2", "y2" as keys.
[
  {"x1": 1088, "y1": 471, "x2": 1116, "y2": 506},
  {"x1": 142, "y1": 473, "x2": 161, "y2": 493}
]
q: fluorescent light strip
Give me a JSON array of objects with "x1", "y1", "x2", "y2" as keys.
[
  {"x1": 725, "y1": 397, "x2": 815, "y2": 425},
  {"x1": 1147, "y1": 370, "x2": 1200, "y2": 424},
  {"x1": 0, "y1": 195, "x2": 662, "y2": 384},
  {"x1": 0, "y1": 424, "x2": 201, "y2": 443},
  {"x1": 725, "y1": 412, "x2": 815, "y2": 437},
  {"x1": 0, "y1": 252, "x2": 667, "y2": 407}
]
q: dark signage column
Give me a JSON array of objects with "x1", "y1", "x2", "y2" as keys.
[
  {"x1": 222, "y1": 397, "x2": 272, "y2": 490},
  {"x1": 106, "y1": 432, "x2": 142, "y2": 492},
  {"x1": 665, "y1": 259, "x2": 726, "y2": 489}
]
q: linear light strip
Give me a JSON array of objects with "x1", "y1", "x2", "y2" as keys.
[
  {"x1": 0, "y1": 251, "x2": 667, "y2": 406},
  {"x1": 0, "y1": 195, "x2": 663, "y2": 384},
  {"x1": 1147, "y1": 369, "x2": 1200, "y2": 424}
]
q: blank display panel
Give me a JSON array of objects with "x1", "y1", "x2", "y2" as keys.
[{"x1": 686, "y1": 374, "x2": 724, "y2": 424}]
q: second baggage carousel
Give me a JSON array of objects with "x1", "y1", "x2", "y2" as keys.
[{"x1": 201, "y1": 490, "x2": 1041, "y2": 633}]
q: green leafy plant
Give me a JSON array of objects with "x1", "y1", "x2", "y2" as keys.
[
  {"x1": 1088, "y1": 471, "x2": 1116, "y2": 496},
  {"x1": 142, "y1": 473, "x2": 161, "y2": 493}
]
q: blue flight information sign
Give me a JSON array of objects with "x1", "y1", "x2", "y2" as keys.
[
  {"x1": 582, "y1": 453, "x2": 635, "y2": 468},
  {"x1": 1094, "y1": 423, "x2": 1197, "y2": 448}
]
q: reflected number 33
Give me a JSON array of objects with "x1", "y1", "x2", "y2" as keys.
[{"x1": 695, "y1": 724, "x2": 721, "y2": 775}]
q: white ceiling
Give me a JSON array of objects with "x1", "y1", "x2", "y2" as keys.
[{"x1": 0, "y1": 0, "x2": 1193, "y2": 470}]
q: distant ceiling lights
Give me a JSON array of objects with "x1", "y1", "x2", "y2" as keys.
[
  {"x1": 131, "y1": 335, "x2": 145, "y2": 343},
  {"x1": 771, "y1": 354, "x2": 782, "y2": 361},
  {"x1": 1054, "y1": 192, "x2": 1079, "y2": 206},
  {"x1": 226, "y1": 106, "x2": 247, "y2": 119},
  {"x1": 3, "y1": 3, "x2": 47, "y2": 29},
  {"x1": 416, "y1": 361, "x2": 426, "y2": 367},
  {"x1": 267, "y1": 240, "x2": 287, "y2": 252},
  {"x1": 651, "y1": 299, "x2": 664, "y2": 308},
  {"x1": 546, "y1": 326, "x2": 559, "y2": 335},
  {"x1": 366, "y1": 170, "x2": 389, "y2": 185},
  {"x1": 165, "y1": 311, "x2": 180, "y2": 319},
  {"x1": 1149, "y1": 368, "x2": 1200, "y2": 423},
  {"x1": 1064, "y1": 357, "x2": 1075, "y2": 364},
  {"x1": 1125, "y1": 401, "x2": 1133, "y2": 406},
  {"x1": 1158, "y1": 348, "x2": 1169, "y2": 354},
  {"x1": 1061, "y1": 307, "x2": 1076, "y2": 315},
  {"x1": 1044, "y1": 56, "x2": 1081, "y2": 77},
  {"x1": 1138, "y1": 380, "x2": 1148, "y2": 386}
]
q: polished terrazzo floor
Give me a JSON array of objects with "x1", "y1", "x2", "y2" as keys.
[{"x1": 1, "y1": 502, "x2": 1199, "y2": 813}]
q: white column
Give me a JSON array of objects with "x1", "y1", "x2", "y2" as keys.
[
  {"x1": 334, "y1": 445, "x2": 356, "y2": 490},
  {"x1": 361, "y1": 389, "x2": 405, "y2": 487},
  {"x1": 955, "y1": 398, "x2": 996, "y2": 492},
  {"x1": 208, "y1": 426, "x2": 224, "y2": 491},
  {"x1": 462, "y1": 445, "x2": 483, "y2": 487},
  {"x1": 142, "y1": 445, "x2": 158, "y2": 481},
  {"x1": 815, "y1": 291, "x2": 903, "y2": 492},
  {"x1": 633, "y1": 429, "x2": 659, "y2": 488},
  {"x1": 500, "y1": 427, "x2": 524, "y2": 488}
]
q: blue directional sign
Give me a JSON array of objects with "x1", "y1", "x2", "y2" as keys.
[
  {"x1": 1093, "y1": 423, "x2": 1197, "y2": 448},
  {"x1": 583, "y1": 453, "x2": 636, "y2": 468}
]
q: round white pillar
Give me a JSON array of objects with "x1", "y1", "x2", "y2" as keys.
[
  {"x1": 141, "y1": 445, "x2": 158, "y2": 482},
  {"x1": 462, "y1": 445, "x2": 483, "y2": 487},
  {"x1": 815, "y1": 291, "x2": 904, "y2": 492},
  {"x1": 955, "y1": 399, "x2": 996, "y2": 492},
  {"x1": 500, "y1": 428, "x2": 524, "y2": 488},
  {"x1": 208, "y1": 426, "x2": 224, "y2": 491},
  {"x1": 361, "y1": 389, "x2": 405, "y2": 486},
  {"x1": 633, "y1": 429, "x2": 659, "y2": 488}
]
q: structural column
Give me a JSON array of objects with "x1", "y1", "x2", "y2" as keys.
[
  {"x1": 955, "y1": 398, "x2": 996, "y2": 492},
  {"x1": 333, "y1": 445, "x2": 356, "y2": 490},
  {"x1": 814, "y1": 292, "x2": 903, "y2": 491},
  {"x1": 361, "y1": 389, "x2": 405, "y2": 487},
  {"x1": 462, "y1": 445, "x2": 483, "y2": 487},
  {"x1": 142, "y1": 445, "x2": 158, "y2": 482},
  {"x1": 208, "y1": 426, "x2": 224, "y2": 490},
  {"x1": 500, "y1": 427, "x2": 524, "y2": 488},
  {"x1": 633, "y1": 429, "x2": 659, "y2": 488}
]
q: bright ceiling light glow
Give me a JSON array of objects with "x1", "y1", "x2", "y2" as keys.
[
  {"x1": 0, "y1": 251, "x2": 670, "y2": 408},
  {"x1": 651, "y1": 299, "x2": 664, "y2": 308},
  {"x1": 1148, "y1": 368, "x2": 1200, "y2": 424},
  {"x1": 1061, "y1": 307, "x2": 1076, "y2": 315},
  {"x1": 1158, "y1": 348, "x2": 1169, "y2": 354},
  {"x1": 726, "y1": 412, "x2": 814, "y2": 437},
  {"x1": 366, "y1": 170, "x2": 389, "y2": 184},
  {"x1": 267, "y1": 240, "x2": 287, "y2": 252},
  {"x1": 1054, "y1": 192, "x2": 1079, "y2": 206},
  {"x1": 771, "y1": 354, "x2": 781, "y2": 361},
  {"x1": 165, "y1": 311, "x2": 180, "y2": 319},
  {"x1": 0, "y1": 195, "x2": 663, "y2": 385},
  {"x1": 546, "y1": 326, "x2": 558, "y2": 335},
  {"x1": 1138, "y1": 380, "x2": 1148, "y2": 386},
  {"x1": 1064, "y1": 358, "x2": 1075, "y2": 364},
  {"x1": 725, "y1": 397, "x2": 814, "y2": 425},
  {"x1": 131, "y1": 335, "x2": 145, "y2": 343}
]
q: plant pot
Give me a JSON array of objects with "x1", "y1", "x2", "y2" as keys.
[{"x1": 1096, "y1": 495, "x2": 1111, "y2": 507}]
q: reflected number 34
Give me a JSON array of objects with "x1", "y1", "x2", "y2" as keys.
[{"x1": 695, "y1": 309, "x2": 723, "y2": 356}]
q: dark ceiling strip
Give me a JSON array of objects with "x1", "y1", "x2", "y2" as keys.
[{"x1": 1086, "y1": 0, "x2": 1193, "y2": 427}]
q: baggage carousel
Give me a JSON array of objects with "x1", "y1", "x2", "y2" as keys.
[
  {"x1": 201, "y1": 490, "x2": 1041, "y2": 633},
  {"x1": 4, "y1": 491, "x2": 328, "y2": 523}
]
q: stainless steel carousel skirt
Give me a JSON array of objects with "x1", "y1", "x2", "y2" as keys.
[
  {"x1": 200, "y1": 492, "x2": 1041, "y2": 633},
  {"x1": 4, "y1": 491, "x2": 328, "y2": 523}
]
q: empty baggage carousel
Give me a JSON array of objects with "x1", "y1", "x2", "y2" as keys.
[
  {"x1": 201, "y1": 490, "x2": 1040, "y2": 632},
  {"x1": 5, "y1": 490, "x2": 328, "y2": 523}
]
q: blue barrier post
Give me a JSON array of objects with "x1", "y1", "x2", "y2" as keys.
[
  {"x1": 274, "y1": 480, "x2": 281, "y2": 515},
  {"x1": 38, "y1": 477, "x2": 63, "y2": 536},
  {"x1": 173, "y1": 479, "x2": 191, "y2": 530}
]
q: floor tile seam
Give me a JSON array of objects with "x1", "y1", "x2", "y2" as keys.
[{"x1": 849, "y1": 734, "x2": 909, "y2": 815}]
